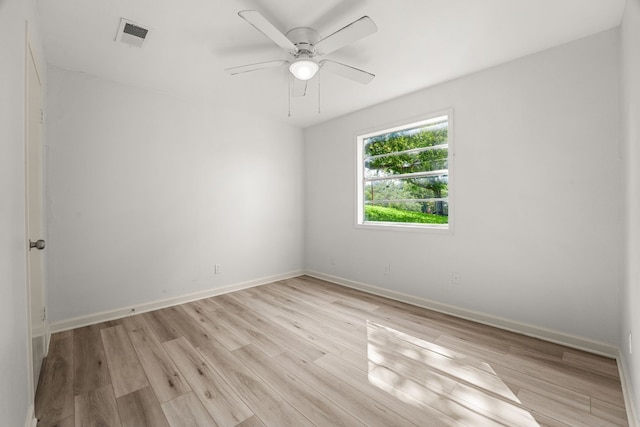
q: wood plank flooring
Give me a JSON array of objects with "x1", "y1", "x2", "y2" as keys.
[{"x1": 35, "y1": 276, "x2": 629, "y2": 426}]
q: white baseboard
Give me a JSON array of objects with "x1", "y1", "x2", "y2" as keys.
[
  {"x1": 24, "y1": 404, "x2": 36, "y2": 427},
  {"x1": 49, "y1": 270, "x2": 304, "y2": 333},
  {"x1": 617, "y1": 354, "x2": 640, "y2": 427},
  {"x1": 305, "y1": 270, "x2": 619, "y2": 358},
  {"x1": 49, "y1": 268, "x2": 617, "y2": 357}
]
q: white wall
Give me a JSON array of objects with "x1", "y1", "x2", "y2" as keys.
[
  {"x1": 0, "y1": 0, "x2": 46, "y2": 425},
  {"x1": 46, "y1": 67, "x2": 305, "y2": 322},
  {"x1": 305, "y1": 29, "x2": 622, "y2": 347},
  {"x1": 621, "y1": 0, "x2": 640, "y2": 423}
]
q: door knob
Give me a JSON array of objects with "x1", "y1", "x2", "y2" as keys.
[{"x1": 29, "y1": 239, "x2": 45, "y2": 250}]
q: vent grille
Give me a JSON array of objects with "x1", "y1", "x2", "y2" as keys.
[
  {"x1": 116, "y1": 18, "x2": 149, "y2": 48},
  {"x1": 123, "y1": 23, "x2": 148, "y2": 40}
]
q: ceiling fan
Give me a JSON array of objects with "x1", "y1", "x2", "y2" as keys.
[{"x1": 224, "y1": 10, "x2": 378, "y2": 97}]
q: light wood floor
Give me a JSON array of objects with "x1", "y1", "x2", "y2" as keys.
[{"x1": 35, "y1": 276, "x2": 629, "y2": 426}]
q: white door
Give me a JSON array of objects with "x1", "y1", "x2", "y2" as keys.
[{"x1": 26, "y1": 40, "x2": 46, "y2": 394}]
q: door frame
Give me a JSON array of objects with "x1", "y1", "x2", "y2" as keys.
[{"x1": 24, "y1": 21, "x2": 48, "y2": 405}]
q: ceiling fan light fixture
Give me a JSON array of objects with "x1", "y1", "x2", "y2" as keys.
[{"x1": 289, "y1": 57, "x2": 319, "y2": 81}]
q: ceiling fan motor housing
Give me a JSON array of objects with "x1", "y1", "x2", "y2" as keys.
[{"x1": 286, "y1": 27, "x2": 320, "y2": 57}]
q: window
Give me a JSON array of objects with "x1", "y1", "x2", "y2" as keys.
[{"x1": 357, "y1": 112, "x2": 452, "y2": 230}]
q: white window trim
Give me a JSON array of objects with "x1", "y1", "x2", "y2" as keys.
[{"x1": 355, "y1": 109, "x2": 454, "y2": 234}]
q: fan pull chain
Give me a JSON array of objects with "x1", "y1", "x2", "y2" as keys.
[
  {"x1": 317, "y1": 71, "x2": 321, "y2": 114},
  {"x1": 288, "y1": 76, "x2": 292, "y2": 118}
]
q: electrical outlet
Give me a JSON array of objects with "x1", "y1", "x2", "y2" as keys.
[
  {"x1": 330, "y1": 257, "x2": 336, "y2": 266},
  {"x1": 630, "y1": 332, "x2": 633, "y2": 355},
  {"x1": 451, "y1": 272, "x2": 461, "y2": 285},
  {"x1": 384, "y1": 265, "x2": 391, "y2": 275},
  {"x1": 215, "y1": 264, "x2": 221, "y2": 274}
]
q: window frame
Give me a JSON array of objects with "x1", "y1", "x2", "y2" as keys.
[{"x1": 355, "y1": 109, "x2": 454, "y2": 233}]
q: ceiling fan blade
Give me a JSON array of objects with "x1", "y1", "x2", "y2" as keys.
[
  {"x1": 224, "y1": 60, "x2": 288, "y2": 75},
  {"x1": 291, "y1": 77, "x2": 308, "y2": 97},
  {"x1": 314, "y1": 16, "x2": 377, "y2": 55},
  {"x1": 238, "y1": 10, "x2": 298, "y2": 54},
  {"x1": 320, "y1": 59, "x2": 375, "y2": 84}
]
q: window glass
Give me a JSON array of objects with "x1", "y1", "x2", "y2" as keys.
[{"x1": 357, "y1": 114, "x2": 451, "y2": 229}]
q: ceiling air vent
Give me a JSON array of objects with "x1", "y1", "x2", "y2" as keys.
[{"x1": 116, "y1": 18, "x2": 149, "y2": 48}]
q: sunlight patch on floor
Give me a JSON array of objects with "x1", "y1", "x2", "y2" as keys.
[{"x1": 366, "y1": 320, "x2": 541, "y2": 427}]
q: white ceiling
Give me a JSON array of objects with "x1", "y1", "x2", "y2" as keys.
[{"x1": 36, "y1": 0, "x2": 625, "y2": 128}]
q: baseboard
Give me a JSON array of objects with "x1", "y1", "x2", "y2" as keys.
[
  {"x1": 51, "y1": 268, "x2": 616, "y2": 356},
  {"x1": 617, "y1": 354, "x2": 640, "y2": 427},
  {"x1": 49, "y1": 270, "x2": 304, "y2": 333},
  {"x1": 24, "y1": 404, "x2": 37, "y2": 427},
  {"x1": 305, "y1": 270, "x2": 619, "y2": 358}
]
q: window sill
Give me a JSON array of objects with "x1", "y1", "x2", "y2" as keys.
[{"x1": 355, "y1": 221, "x2": 452, "y2": 234}]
